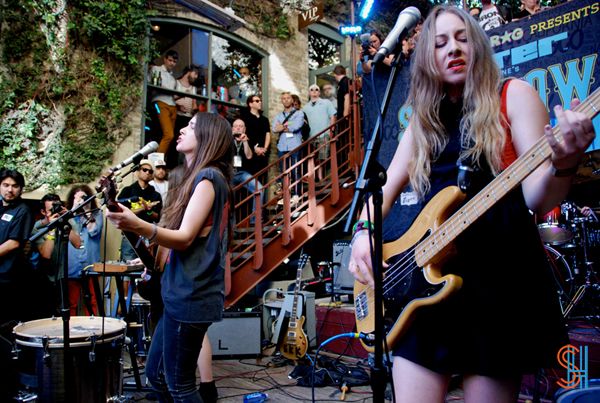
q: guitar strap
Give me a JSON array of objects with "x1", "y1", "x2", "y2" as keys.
[{"x1": 456, "y1": 79, "x2": 514, "y2": 193}]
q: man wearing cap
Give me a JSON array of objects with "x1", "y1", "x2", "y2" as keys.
[
  {"x1": 117, "y1": 159, "x2": 162, "y2": 261},
  {"x1": 149, "y1": 159, "x2": 169, "y2": 201}
]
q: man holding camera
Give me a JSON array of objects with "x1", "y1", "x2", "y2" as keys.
[{"x1": 29, "y1": 194, "x2": 81, "y2": 318}]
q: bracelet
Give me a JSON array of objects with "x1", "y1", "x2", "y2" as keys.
[
  {"x1": 550, "y1": 161, "x2": 579, "y2": 177},
  {"x1": 352, "y1": 220, "x2": 374, "y2": 237},
  {"x1": 350, "y1": 230, "x2": 370, "y2": 249},
  {"x1": 148, "y1": 224, "x2": 158, "y2": 243},
  {"x1": 147, "y1": 210, "x2": 153, "y2": 216},
  {"x1": 46, "y1": 235, "x2": 56, "y2": 242}
]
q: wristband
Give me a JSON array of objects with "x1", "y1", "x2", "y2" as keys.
[
  {"x1": 352, "y1": 220, "x2": 374, "y2": 237},
  {"x1": 350, "y1": 230, "x2": 370, "y2": 249},
  {"x1": 46, "y1": 235, "x2": 56, "y2": 242},
  {"x1": 148, "y1": 224, "x2": 158, "y2": 243},
  {"x1": 550, "y1": 161, "x2": 578, "y2": 177},
  {"x1": 147, "y1": 210, "x2": 153, "y2": 216}
]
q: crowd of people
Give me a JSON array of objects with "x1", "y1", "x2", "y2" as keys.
[{"x1": 470, "y1": 0, "x2": 561, "y2": 30}]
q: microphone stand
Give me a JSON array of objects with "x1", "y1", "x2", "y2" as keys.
[
  {"x1": 29, "y1": 192, "x2": 102, "y2": 402},
  {"x1": 344, "y1": 54, "x2": 405, "y2": 403}
]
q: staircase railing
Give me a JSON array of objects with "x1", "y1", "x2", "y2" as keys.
[{"x1": 225, "y1": 87, "x2": 362, "y2": 305}]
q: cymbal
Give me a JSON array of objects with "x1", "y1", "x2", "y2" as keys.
[{"x1": 573, "y1": 149, "x2": 600, "y2": 184}]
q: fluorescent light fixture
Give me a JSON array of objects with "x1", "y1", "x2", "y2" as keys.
[
  {"x1": 360, "y1": 0, "x2": 374, "y2": 19},
  {"x1": 172, "y1": 0, "x2": 246, "y2": 32}
]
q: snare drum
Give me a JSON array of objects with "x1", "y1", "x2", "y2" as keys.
[
  {"x1": 13, "y1": 316, "x2": 126, "y2": 403},
  {"x1": 537, "y1": 206, "x2": 574, "y2": 245}
]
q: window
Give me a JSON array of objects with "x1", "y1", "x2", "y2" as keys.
[{"x1": 143, "y1": 18, "x2": 267, "y2": 167}]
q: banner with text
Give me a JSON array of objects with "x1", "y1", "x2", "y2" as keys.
[{"x1": 361, "y1": 0, "x2": 600, "y2": 240}]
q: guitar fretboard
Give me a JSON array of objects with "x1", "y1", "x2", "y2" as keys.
[{"x1": 415, "y1": 92, "x2": 600, "y2": 267}]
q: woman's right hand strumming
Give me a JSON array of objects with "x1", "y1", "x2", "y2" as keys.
[{"x1": 348, "y1": 232, "x2": 388, "y2": 290}]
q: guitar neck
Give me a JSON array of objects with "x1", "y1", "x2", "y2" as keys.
[
  {"x1": 289, "y1": 266, "x2": 303, "y2": 324},
  {"x1": 415, "y1": 91, "x2": 600, "y2": 267}
]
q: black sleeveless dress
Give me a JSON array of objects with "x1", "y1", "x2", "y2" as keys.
[{"x1": 392, "y1": 95, "x2": 568, "y2": 376}]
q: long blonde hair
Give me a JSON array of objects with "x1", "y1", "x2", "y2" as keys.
[
  {"x1": 408, "y1": 5, "x2": 506, "y2": 197},
  {"x1": 160, "y1": 113, "x2": 234, "y2": 241}
]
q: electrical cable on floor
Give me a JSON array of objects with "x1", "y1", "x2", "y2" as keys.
[{"x1": 311, "y1": 332, "x2": 367, "y2": 403}]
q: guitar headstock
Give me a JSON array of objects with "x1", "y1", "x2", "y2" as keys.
[
  {"x1": 95, "y1": 171, "x2": 122, "y2": 213},
  {"x1": 298, "y1": 254, "x2": 309, "y2": 271}
]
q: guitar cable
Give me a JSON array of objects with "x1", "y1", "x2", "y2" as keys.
[{"x1": 311, "y1": 333, "x2": 367, "y2": 403}]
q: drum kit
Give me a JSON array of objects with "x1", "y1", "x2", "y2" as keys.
[{"x1": 539, "y1": 150, "x2": 600, "y2": 319}]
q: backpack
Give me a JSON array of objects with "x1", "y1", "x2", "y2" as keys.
[{"x1": 301, "y1": 114, "x2": 311, "y2": 142}]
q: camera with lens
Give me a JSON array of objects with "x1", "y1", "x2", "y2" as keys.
[
  {"x1": 360, "y1": 42, "x2": 372, "y2": 62},
  {"x1": 51, "y1": 201, "x2": 64, "y2": 215}
]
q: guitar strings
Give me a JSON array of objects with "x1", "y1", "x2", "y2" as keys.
[{"x1": 359, "y1": 243, "x2": 421, "y2": 312}]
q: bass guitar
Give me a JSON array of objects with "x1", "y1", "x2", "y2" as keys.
[
  {"x1": 354, "y1": 89, "x2": 600, "y2": 353},
  {"x1": 280, "y1": 254, "x2": 310, "y2": 360}
]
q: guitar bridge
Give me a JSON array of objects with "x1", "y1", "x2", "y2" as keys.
[{"x1": 355, "y1": 291, "x2": 369, "y2": 321}]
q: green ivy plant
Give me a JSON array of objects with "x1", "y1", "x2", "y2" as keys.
[{"x1": 0, "y1": 0, "x2": 156, "y2": 191}]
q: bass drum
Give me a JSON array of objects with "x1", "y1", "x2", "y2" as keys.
[
  {"x1": 545, "y1": 245, "x2": 576, "y2": 313},
  {"x1": 13, "y1": 316, "x2": 126, "y2": 403}
]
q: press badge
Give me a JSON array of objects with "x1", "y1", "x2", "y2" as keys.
[
  {"x1": 1, "y1": 214, "x2": 13, "y2": 222},
  {"x1": 400, "y1": 191, "x2": 418, "y2": 206},
  {"x1": 234, "y1": 155, "x2": 242, "y2": 168},
  {"x1": 286, "y1": 132, "x2": 294, "y2": 138}
]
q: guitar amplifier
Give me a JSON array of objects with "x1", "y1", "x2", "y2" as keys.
[
  {"x1": 326, "y1": 241, "x2": 354, "y2": 295},
  {"x1": 206, "y1": 311, "x2": 262, "y2": 357}
]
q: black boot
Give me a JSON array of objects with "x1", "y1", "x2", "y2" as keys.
[{"x1": 198, "y1": 380, "x2": 218, "y2": 403}]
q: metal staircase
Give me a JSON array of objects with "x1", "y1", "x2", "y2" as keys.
[{"x1": 225, "y1": 97, "x2": 363, "y2": 307}]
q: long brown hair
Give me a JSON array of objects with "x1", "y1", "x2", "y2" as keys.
[
  {"x1": 67, "y1": 184, "x2": 98, "y2": 210},
  {"x1": 407, "y1": 5, "x2": 506, "y2": 197},
  {"x1": 160, "y1": 113, "x2": 234, "y2": 243}
]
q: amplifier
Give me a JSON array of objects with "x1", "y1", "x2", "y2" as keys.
[
  {"x1": 206, "y1": 311, "x2": 262, "y2": 357},
  {"x1": 326, "y1": 241, "x2": 354, "y2": 295}
]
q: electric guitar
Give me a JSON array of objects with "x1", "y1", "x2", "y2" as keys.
[
  {"x1": 96, "y1": 171, "x2": 159, "y2": 301},
  {"x1": 280, "y1": 254, "x2": 310, "y2": 360},
  {"x1": 354, "y1": 89, "x2": 600, "y2": 353}
]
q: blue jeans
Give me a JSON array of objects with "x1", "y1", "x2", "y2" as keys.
[
  {"x1": 277, "y1": 150, "x2": 301, "y2": 196},
  {"x1": 233, "y1": 170, "x2": 263, "y2": 224},
  {"x1": 120, "y1": 234, "x2": 138, "y2": 262},
  {"x1": 146, "y1": 310, "x2": 210, "y2": 403}
]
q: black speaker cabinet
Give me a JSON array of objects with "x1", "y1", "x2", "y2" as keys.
[{"x1": 206, "y1": 311, "x2": 262, "y2": 357}]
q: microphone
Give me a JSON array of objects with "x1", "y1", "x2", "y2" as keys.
[
  {"x1": 112, "y1": 141, "x2": 159, "y2": 171},
  {"x1": 372, "y1": 6, "x2": 421, "y2": 65}
]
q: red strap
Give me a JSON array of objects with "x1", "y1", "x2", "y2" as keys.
[{"x1": 500, "y1": 79, "x2": 517, "y2": 169}]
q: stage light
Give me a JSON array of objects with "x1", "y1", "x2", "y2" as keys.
[
  {"x1": 340, "y1": 25, "x2": 362, "y2": 35},
  {"x1": 360, "y1": 0, "x2": 374, "y2": 19}
]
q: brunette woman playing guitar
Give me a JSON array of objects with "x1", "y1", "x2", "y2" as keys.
[
  {"x1": 349, "y1": 6, "x2": 596, "y2": 403},
  {"x1": 107, "y1": 113, "x2": 234, "y2": 403}
]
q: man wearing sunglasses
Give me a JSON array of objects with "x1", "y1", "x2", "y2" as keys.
[{"x1": 117, "y1": 159, "x2": 162, "y2": 262}]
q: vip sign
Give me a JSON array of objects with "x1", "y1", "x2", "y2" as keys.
[{"x1": 298, "y1": 3, "x2": 323, "y2": 30}]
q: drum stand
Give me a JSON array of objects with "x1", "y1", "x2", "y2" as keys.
[{"x1": 562, "y1": 219, "x2": 599, "y2": 319}]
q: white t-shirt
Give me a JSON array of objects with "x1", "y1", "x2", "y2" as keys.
[
  {"x1": 149, "y1": 180, "x2": 168, "y2": 202},
  {"x1": 479, "y1": 6, "x2": 506, "y2": 31}
]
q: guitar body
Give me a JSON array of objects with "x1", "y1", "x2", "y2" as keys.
[
  {"x1": 280, "y1": 316, "x2": 308, "y2": 360},
  {"x1": 354, "y1": 186, "x2": 466, "y2": 353},
  {"x1": 279, "y1": 254, "x2": 309, "y2": 360}
]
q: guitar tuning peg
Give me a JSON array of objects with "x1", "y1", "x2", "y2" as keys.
[
  {"x1": 96, "y1": 193, "x2": 103, "y2": 199},
  {"x1": 116, "y1": 177, "x2": 123, "y2": 184},
  {"x1": 98, "y1": 198, "x2": 105, "y2": 205},
  {"x1": 114, "y1": 170, "x2": 122, "y2": 177}
]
